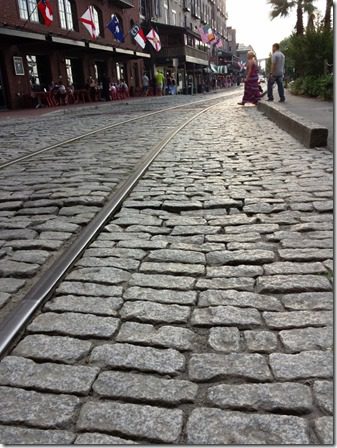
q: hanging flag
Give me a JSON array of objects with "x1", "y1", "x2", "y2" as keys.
[
  {"x1": 37, "y1": 0, "x2": 53, "y2": 26},
  {"x1": 107, "y1": 15, "x2": 124, "y2": 42},
  {"x1": 146, "y1": 28, "x2": 161, "y2": 51},
  {"x1": 204, "y1": 26, "x2": 216, "y2": 43},
  {"x1": 80, "y1": 6, "x2": 99, "y2": 39},
  {"x1": 130, "y1": 23, "x2": 147, "y2": 49},
  {"x1": 197, "y1": 26, "x2": 209, "y2": 44},
  {"x1": 216, "y1": 38, "x2": 223, "y2": 48}
]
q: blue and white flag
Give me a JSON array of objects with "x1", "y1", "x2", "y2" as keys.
[{"x1": 107, "y1": 15, "x2": 124, "y2": 42}]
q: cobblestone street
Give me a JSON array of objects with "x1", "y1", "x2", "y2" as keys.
[{"x1": 0, "y1": 95, "x2": 333, "y2": 444}]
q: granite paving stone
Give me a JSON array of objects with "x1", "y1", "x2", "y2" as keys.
[
  {"x1": 84, "y1": 247, "x2": 147, "y2": 259},
  {"x1": 66, "y1": 267, "x2": 131, "y2": 284},
  {"x1": 27, "y1": 312, "x2": 120, "y2": 338},
  {"x1": 278, "y1": 248, "x2": 333, "y2": 261},
  {"x1": 4, "y1": 239, "x2": 63, "y2": 250},
  {"x1": 77, "y1": 401, "x2": 183, "y2": 443},
  {"x1": 0, "y1": 426, "x2": 76, "y2": 445},
  {"x1": 196, "y1": 277, "x2": 255, "y2": 291},
  {"x1": 279, "y1": 326, "x2": 333, "y2": 352},
  {"x1": 147, "y1": 249, "x2": 206, "y2": 264},
  {"x1": 263, "y1": 310, "x2": 332, "y2": 329},
  {"x1": 116, "y1": 321, "x2": 196, "y2": 350},
  {"x1": 206, "y1": 232, "x2": 262, "y2": 243},
  {"x1": 117, "y1": 239, "x2": 168, "y2": 249},
  {"x1": 139, "y1": 261, "x2": 205, "y2": 276},
  {"x1": 208, "y1": 327, "x2": 240, "y2": 352},
  {"x1": 44, "y1": 295, "x2": 123, "y2": 316},
  {"x1": 206, "y1": 250, "x2": 275, "y2": 265},
  {"x1": 314, "y1": 417, "x2": 333, "y2": 444},
  {"x1": 280, "y1": 292, "x2": 333, "y2": 310},
  {"x1": 124, "y1": 286, "x2": 196, "y2": 305},
  {"x1": 120, "y1": 300, "x2": 191, "y2": 323},
  {"x1": 280, "y1": 238, "x2": 332, "y2": 249},
  {"x1": 269, "y1": 351, "x2": 333, "y2": 380},
  {"x1": 93, "y1": 370, "x2": 198, "y2": 403},
  {"x1": 171, "y1": 225, "x2": 221, "y2": 235},
  {"x1": 313, "y1": 381, "x2": 333, "y2": 414},
  {"x1": 224, "y1": 224, "x2": 279, "y2": 234},
  {"x1": 186, "y1": 408, "x2": 309, "y2": 444},
  {"x1": 0, "y1": 260, "x2": 40, "y2": 277},
  {"x1": 74, "y1": 433, "x2": 138, "y2": 444},
  {"x1": 129, "y1": 273, "x2": 195, "y2": 290},
  {"x1": 207, "y1": 265, "x2": 263, "y2": 278},
  {"x1": 12, "y1": 335, "x2": 93, "y2": 364},
  {"x1": 75, "y1": 256, "x2": 140, "y2": 271},
  {"x1": 56, "y1": 281, "x2": 123, "y2": 297},
  {"x1": 9, "y1": 250, "x2": 51, "y2": 264},
  {"x1": 257, "y1": 275, "x2": 331, "y2": 293},
  {"x1": 0, "y1": 278, "x2": 25, "y2": 293},
  {"x1": 188, "y1": 353, "x2": 272, "y2": 381},
  {"x1": 0, "y1": 292, "x2": 11, "y2": 309},
  {"x1": 198, "y1": 289, "x2": 282, "y2": 311},
  {"x1": 90, "y1": 343, "x2": 185, "y2": 374},
  {"x1": 263, "y1": 261, "x2": 326, "y2": 275},
  {"x1": 244, "y1": 330, "x2": 278, "y2": 353},
  {"x1": 0, "y1": 356, "x2": 99, "y2": 394},
  {"x1": 207, "y1": 382, "x2": 312, "y2": 412},
  {"x1": 191, "y1": 305, "x2": 261, "y2": 327},
  {"x1": 0, "y1": 386, "x2": 80, "y2": 428}
]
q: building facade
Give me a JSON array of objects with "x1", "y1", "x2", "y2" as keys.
[
  {"x1": 0, "y1": 0, "x2": 150, "y2": 109},
  {"x1": 140, "y1": 0, "x2": 228, "y2": 92}
]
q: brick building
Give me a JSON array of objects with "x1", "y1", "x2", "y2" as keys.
[{"x1": 0, "y1": 0, "x2": 150, "y2": 109}]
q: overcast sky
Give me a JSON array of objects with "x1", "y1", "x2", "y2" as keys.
[{"x1": 226, "y1": 0, "x2": 327, "y2": 59}]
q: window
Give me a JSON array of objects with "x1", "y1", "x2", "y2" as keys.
[
  {"x1": 140, "y1": 0, "x2": 146, "y2": 18},
  {"x1": 65, "y1": 58, "x2": 73, "y2": 84},
  {"x1": 58, "y1": 0, "x2": 75, "y2": 30},
  {"x1": 164, "y1": 3, "x2": 168, "y2": 24},
  {"x1": 18, "y1": 0, "x2": 39, "y2": 22},
  {"x1": 172, "y1": 9, "x2": 176, "y2": 25},
  {"x1": 92, "y1": 6, "x2": 104, "y2": 37},
  {"x1": 27, "y1": 55, "x2": 40, "y2": 85}
]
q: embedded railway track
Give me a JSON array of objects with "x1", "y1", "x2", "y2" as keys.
[{"x1": 0, "y1": 93, "x2": 237, "y2": 357}]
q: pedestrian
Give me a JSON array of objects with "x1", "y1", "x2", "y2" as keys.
[
  {"x1": 237, "y1": 50, "x2": 261, "y2": 105},
  {"x1": 267, "y1": 43, "x2": 285, "y2": 102},
  {"x1": 142, "y1": 72, "x2": 149, "y2": 96},
  {"x1": 155, "y1": 70, "x2": 164, "y2": 96}
]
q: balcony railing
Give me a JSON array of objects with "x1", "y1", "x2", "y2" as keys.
[{"x1": 108, "y1": 0, "x2": 134, "y2": 9}]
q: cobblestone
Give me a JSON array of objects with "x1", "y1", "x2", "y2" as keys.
[
  {"x1": 263, "y1": 310, "x2": 332, "y2": 329},
  {"x1": 0, "y1": 426, "x2": 76, "y2": 444},
  {"x1": 188, "y1": 353, "x2": 272, "y2": 381},
  {"x1": 257, "y1": 274, "x2": 331, "y2": 293},
  {"x1": 279, "y1": 326, "x2": 333, "y2": 352},
  {"x1": 120, "y1": 300, "x2": 191, "y2": 323},
  {"x1": 74, "y1": 433, "x2": 138, "y2": 444},
  {"x1": 191, "y1": 305, "x2": 262, "y2": 327},
  {"x1": 12, "y1": 335, "x2": 93, "y2": 363},
  {"x1": 0, "y1": 386, "x2": 80, "y2": 428},
  {"x1": 269, "y1": 351, "x2": 333, "y2": 379},
  {"x1": 0, "y1": 356, "x2": 99, "y2": 394},
  {"x1": 27, "y1": 312, "x2": 120, "y2": 338},
  {"x1": 56, "y1": 281, "x2": 123, "y2": 297},
  {"x1": 45, "y1": 295, "x2": 123, "y2": 315},
  {"x1": 280, "y1": 292, "x2": 333, "y2": 310},
  {"x1": 207, "y1": 249, "x2": 275, "y2": 265},
  {"x1": 186, "y1": 408, "x2": 309, "y2": 444},
  {"x1": 77, "y1": 401, "x2": 183, "y2": 443},
  {"x1": 90, "y1": 343, "x2": 185, "y2": 374},
  {"x1": 207, "y1": 382, "x2": 312, "y2": 412},
  {"x1": 313, "y1": 380, "x2": 333, "y2": 414},
  {"x1": 116, "y1": 321, "x2": 196, "y2": 350},
  {"x1": 124, "y1": 286, "x2": 196, "y2": 305},
  {"x1": 93, "y1": 370, "x2": 198, "y2": 403},
  {"x1": 244, "y1": 330, "x2": 278, "y2": 353},
  {"x1": 208, "y1": 327, "x2": 240, "y2": 352},
  {"x1": 314, "y1": 417, "x2": 333, "y2": 444}
]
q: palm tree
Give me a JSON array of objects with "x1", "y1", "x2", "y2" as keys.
[
  {"x1": 323, "y1": 0, "x2": 333, "y2": 30},
  {"x1": 268, "y1": 0, "x2": 316, "y2": 35}
]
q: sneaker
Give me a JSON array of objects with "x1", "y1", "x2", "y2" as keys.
[
  {"x1": 267, "y1": 98, "x2": 273, "y2": 102},
  {"x1": 279, "y1": 99, "x2": 285, "y2": 102}
]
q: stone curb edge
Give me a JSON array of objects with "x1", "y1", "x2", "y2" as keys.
[{"x1": 257, "y1": 101, "x2": 328, "y2": 149}]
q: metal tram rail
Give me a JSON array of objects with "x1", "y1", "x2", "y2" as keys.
[
  {"x1": 0, "y1": 92, "x2": 237, "y2": 170},
  {"x1": 0, "y1": 100, "x2": 224, "y2": 358}
]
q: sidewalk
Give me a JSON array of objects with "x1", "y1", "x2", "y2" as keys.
[{"x1": 259, "y1": 90, "x2": 333, "y2": 150}]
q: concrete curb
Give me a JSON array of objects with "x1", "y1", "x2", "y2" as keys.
[{"x1": 257, "y1": 101, "x2": 328, "y2": 148}]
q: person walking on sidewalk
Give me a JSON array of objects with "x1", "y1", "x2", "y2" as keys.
[
  {"x1": 267, "y1": 43, "x2": 285, "y2": 102},
  {"x1": 238, "y1": 51, "x2": 261, "y2": 105}
]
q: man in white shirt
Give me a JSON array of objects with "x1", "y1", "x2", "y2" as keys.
[{"x1": 267, "y1": 43, "x2": 285, "y2": 102}]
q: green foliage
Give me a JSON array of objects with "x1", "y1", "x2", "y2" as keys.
[
  {"x1": 289, "y1": 74, "x2": 333, "y2": 99},
  {"x1": 281, "y1": 28, "x2": 333, "y2": 79}
]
